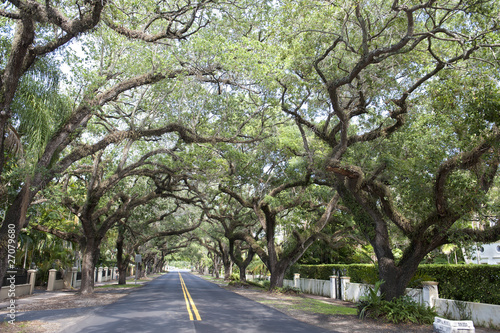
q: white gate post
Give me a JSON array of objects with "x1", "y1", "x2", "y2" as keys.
[
  {"x1": 28, "y1": 269, "x2": 37, "y2": 295},
  {"x1": 340, "y1": 276, "x2": 351, "y2": 301},
  {"x1": 330, "y1": 275, "x2": 338, "y2": 299},
  {"x1": 422, "y1": 281, "x2": 439, "y2": 307},
  {"x1": 293, "y1": 273, "x2": 300, "y2": 289}
]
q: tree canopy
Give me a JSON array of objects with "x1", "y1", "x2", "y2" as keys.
[{"x1": 1, "y1": 0, "x2": 499, "y2": 299}]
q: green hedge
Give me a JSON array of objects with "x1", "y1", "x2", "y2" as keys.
[
  {"x1": 287, "y1": 264, "x2": 378, "y2": 283},
  {"x1": 287, "y1": 264, "x2": 500, "y2": 305},
  {"x1": 417, "y1": 264, "x2": 500, "y2": 305}
]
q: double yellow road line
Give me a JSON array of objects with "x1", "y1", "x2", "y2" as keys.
[{"x1": 179, "y1": 273, "x2": 201, "y2": 321}]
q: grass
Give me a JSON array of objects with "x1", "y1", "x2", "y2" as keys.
[
  {"x1": 200, "y1": 275, "x2": 222, "y2": 281},
  {"x1": 293, "y1": 298, "x2": 358, "y2": 316},
  {"x1": 259, "y1": 297, "x2": 357, "y2": 316}
]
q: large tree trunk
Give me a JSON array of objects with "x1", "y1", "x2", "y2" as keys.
[
  {"x1": 211, "y1": 255, "x2": 221, "y2": 278},
  {"x1": 235, "y1": 249, "x2": 255, "y2": 283},
  {"x1": 220, "y1": 244, "x2": 232, "y2": 281},
  {"x1": 378, "y1": 259, "x2": 417, "y2": 301},
  {"x1": 377, "y1": 242, "x2": 433, "y2": 301},
  {"x1": 229, "y1": 239, "x2": 255, "y2": 283},
  {"x1": 266, "y1": 244, "x2": 289, "y2": 289},
  {"x1": 116, "y1": 227, "x2": 129, "y2": 285},
  {"x1": 269, "y1": 264, "x2": 288, "y2": 289},
  {"x1": 223, "y1": 261, "x2": 232, "y2": 280},
  {"x1": 117, "y1": 264, "x2": 128, "y2": 285},
  {"x1": 79, "y1": 239, "x2": 100, "y2": 295},
  {"x1": 0, "y1": 185, "x2": 31, "y2": 283}
]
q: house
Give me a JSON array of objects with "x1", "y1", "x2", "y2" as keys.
[{"x1": 463, "y1": 242, "x2": 500, "y2": 265}]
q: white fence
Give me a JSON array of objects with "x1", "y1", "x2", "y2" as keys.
[{"x1": 284, "y1": 274, "x2": 500, "y2": 328}]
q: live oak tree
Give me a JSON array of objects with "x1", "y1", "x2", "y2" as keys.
[
  {"x1": 33, "y1": 139, "x2": 196, "y2": 294},
  {"x1": 211, "y1": 124, "x2": 343, "y2": 288},
  {"x1": 204, "y1": 199, "x2": 260, "y2": 282},
  {"x1": 197, "y1": 231, "x2": 233, "y2": 280},
  {"x1": 0, "y1": 0, "x2": 229, "y2": 282},
  {"x1": 0, "y1": 0, "x2": 106, "y2": 283},
  {"x1": 3, "y1": 1, "x2": 499, "y2": 303},
  {"x1": 269, "y1": 0, "x2": 500, "y2": 300}
]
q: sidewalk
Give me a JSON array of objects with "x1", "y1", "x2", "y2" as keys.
[{"x1": 0, "y1": 276, "x2": 146, "y2": 312}]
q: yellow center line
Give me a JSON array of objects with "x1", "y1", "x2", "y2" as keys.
[{"x1": 179, "y1": 272, "x2": 202, "y2": 321}]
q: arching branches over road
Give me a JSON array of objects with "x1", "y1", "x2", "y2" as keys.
[
  {"x1": 204, "y1": 201, "x2": 260, "y2": 282},
  {"x1": 32, "y1": 139, "x2": 203, "y2": 294},
  {"x1": 221, "y1": 183, "x2": 340, "y2": 288},
  {"x1": 103, "y1": 0, "x2": 215, "y2": 43},
  {"x1": 274, "y1": 0, "x2": 500, "y2": 300},
  {"x1": 116, "y1": 223, "x2": 198, "y2": 282},
  {"x1": 0, "y1": 0, "x2": 268, "y2": 282}
]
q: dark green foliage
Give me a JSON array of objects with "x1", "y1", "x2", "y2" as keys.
[
  {"x1": 229, "y1": 273, "x2": 240, "y2": 281},
  {"x1": 361, "y1": 296, "x2": 437, "y2": 324},
  {"x1": 272, "y1": 286, "x2": 301, "y2": 295},
  {"x1": 357, "y1": 280, "x2": 384, "y2": 319},
  {"x1": 287, "y1": 264, "x2": 378, "y2": 283},
  {"x1": 358, "y1": 280, "x2": 436, "y2": 324},
  {"x1": 418, "y1": 265, "x2": 500, "y2": 305}
]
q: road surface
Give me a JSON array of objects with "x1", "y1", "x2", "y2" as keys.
[{"x1": 57, "y1": 271, "x2": 336, "y2": 333}]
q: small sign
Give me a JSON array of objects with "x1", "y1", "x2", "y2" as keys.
[
  {"x1": 135, "y1": 255, "x2": 142, "y2": 263},
  {"x1": 433, "y1": 317, "x2": 475, "y2": 333}
]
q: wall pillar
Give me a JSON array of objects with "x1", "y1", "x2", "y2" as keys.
[
  {"x1": 293, "y1": 273, "x2": 300, "y2": 289},
  {"x1": 27, "y1": 269, "x2": 37, "y2": 295},
  {"x1": 329, "y1": 275, "x2": 338, "y2": 299},
  {"x1": 340, "y1": 276, "x2": 351, "y2": 301},
  {"x1": 97, "y1": 267, "x2": 103, "y2": 283},
  {"x1": 423, "y1": 281, "x2": 439, "y2": 307},
  {"x1": 104, "y1": 267, "x2": 109, "y2": 282},
  {"x1": 71, "y1": 267, "x2": 78, "y2": 288},
  {"x1": 47, "y1": 269, "x2": 57, "y2": 291}
]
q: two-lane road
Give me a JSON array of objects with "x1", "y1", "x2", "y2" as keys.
[{"x1": 61, "y1": 271, "x2": 336, "y2": 333}]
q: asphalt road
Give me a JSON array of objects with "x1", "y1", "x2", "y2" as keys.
[{"x1": 52, "y1": 271, "x2": 336, "y2": 333}]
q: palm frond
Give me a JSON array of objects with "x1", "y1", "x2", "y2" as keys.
[{"x1": 4, "y1": 124, "x2": 24, "y2": 157}]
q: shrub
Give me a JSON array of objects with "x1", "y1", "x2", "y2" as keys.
[
  {"x1": 272, "y1": 286, "x2": 301, "y2": 295},
  {"x1": 358, "y1": 280, "x2": 436, "y2": 324},
  {"x1": 229, "y1": 273, "x2": 240, "y2": 282},
  {"x1": 358, "y1": 280, "x2": 384, "y2": 319},
  {"x1": 289, "y1": 264, "x2": 378, "y2": 283},
  {"x1": 378, "y1": 296, "x2": 437, "y2": 324},
  {"x1": 418, "y1": 264, "x2": 500, "y2": 305}
]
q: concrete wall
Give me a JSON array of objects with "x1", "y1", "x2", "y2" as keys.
[
  {"x1": 287, "y1": 274, "x2": 499, "y2": 329},
  {"x1": 1, "y1": 270, "x2": 37, "y2": 300},
  {"x1": 47, "y1": 269, "x2": 65, "y2": 291},
  {"x1": 0, "y1": 284, "x2": 31, "y2": 299},
  {"x1": 435, "y1": 298, "x2": 500, "y2": 328}
]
